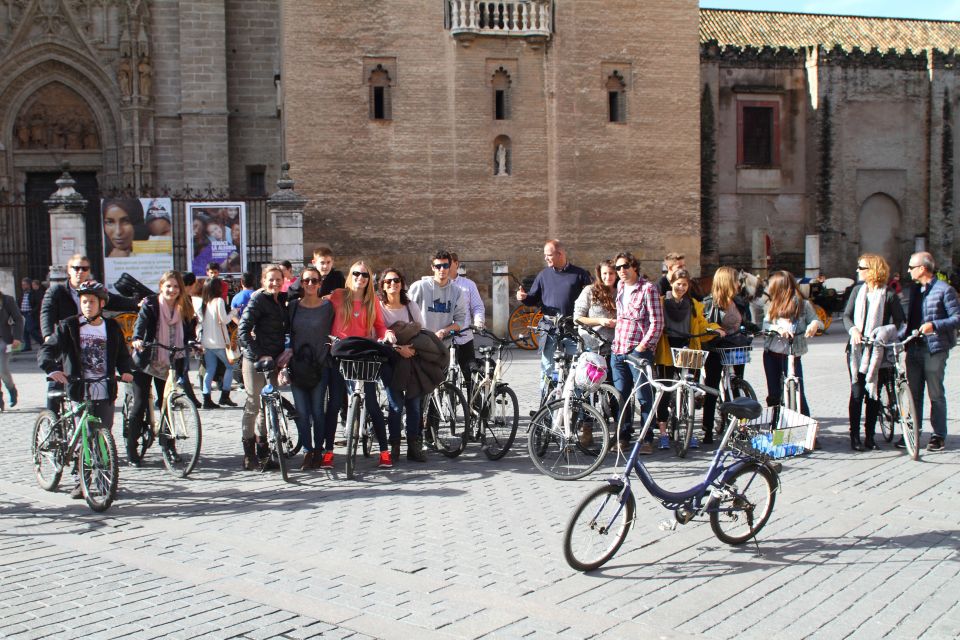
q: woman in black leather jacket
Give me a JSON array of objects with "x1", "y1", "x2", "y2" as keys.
[
  {"x1": 236, "y1": 264, "x2": 289, "y2": 470},
  {"x1": 127, "y1": 271, "x2": 198, "y2": 466}
]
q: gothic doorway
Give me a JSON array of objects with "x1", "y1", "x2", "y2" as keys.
[
  {"x1": 858, "y1": 193, "x2": 902, "y2": 269},
  {"x1": 24, "y1": 172, "x2": 101, "y2": 280}
]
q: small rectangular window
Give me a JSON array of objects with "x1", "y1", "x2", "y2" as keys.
[
  {"x1": 608, "y1": 92, "x2": 620, "y2": 123},
  {"x1": 495, "y1": 90, "x2": 506, "y2": 120},
  {"x1": 373, "y1": 87, "x2": 385, "y2": 120},
  {"x1": 247, "y1": 167, "x2": 266, "y2": 196},
  {"x1": 742, "y1": 106, "x2": 773, "y2": 165}
]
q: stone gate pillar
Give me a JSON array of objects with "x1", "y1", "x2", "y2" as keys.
[
  {"x1": 268, "y1": 163, "x2": 307, "y2": 269},
  {"x1": 44, "y1": 163, "x2": 88, "y2": 284}
]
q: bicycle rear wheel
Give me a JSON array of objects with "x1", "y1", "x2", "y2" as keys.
[
  {"x1": 563, "y1": 483, "x2": 636, "y2": 571},
  {"x1": 528, "y1": 398, "x2": 610, "y2": 480},
  {"x1": 345, "y1": 398, "x2": 361, "y2": 479},
  {"x1": 80, "y1": 425, "x2": 119, "y2": 513},
  {"x1": 424, "y1": 383, "x2": 468, "y2": 458},
  {"x1": 877, "y1": 378, "x2": 897, "y2": 443},
  {"x1": 267, "y1": 403, "x2": 289, "y2": 482},
  {"x1": 160, "y1": 395, "x2": 202, "y2": 478},
  {"x1": 32, "y1": 410, "x2": 63, "y2": 491},
  {"x1": 121, "y1": 390, "x2": 152, "y2": 463},
  {"x1": 482, "y1": 384, "x2": 519, "y2": 460},
  {"x1": 508, "y1": 306, "x2": 540, "y2": 350},
  {"x1": 709, "y1": 463, "x2": 777, "y2": 545},
  {"x1": 896, "y1": 380, "x2": 920, "y2": 461}
]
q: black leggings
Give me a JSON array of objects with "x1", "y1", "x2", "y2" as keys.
[{"x1": 849, "y1": 368, "x2": 889, "y2": 438}]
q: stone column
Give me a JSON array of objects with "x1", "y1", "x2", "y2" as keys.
[
  {"x1": 268, "y1": 163, "x2": 307, "y2": 269},
  {"x1": 44, "y1": 164, "x2": 89, "y2": 284}
]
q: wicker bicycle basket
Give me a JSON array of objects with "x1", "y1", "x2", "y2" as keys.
[
  {"x1": 338, "y1": 358, "x2": 383, "y2": 382},
  {"x1": 728, "y1": 406, "x2": 819, "y2": 460},
  {"x1": 717, "y1": 345, "x2": 753, "y2": 366},
  {"x1": 670, "y1": 348, "x2": 709, "y2": 370}
]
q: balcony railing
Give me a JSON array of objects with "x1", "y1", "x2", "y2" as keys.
[{"x1": 449, "y1": 1, "x2": 552, "y2": 39}]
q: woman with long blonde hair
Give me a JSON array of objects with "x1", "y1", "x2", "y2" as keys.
[
  {"x1": 842, "y1": 254, "x2": 904, "y2": 450},
  {"x1": 761, "y1": 270, "x2": 823, "y2": 417},
  {"x1": 701, "y1": 266, "x2": 744, "y2": 442},
  {"x1": 328, "y1": 261, "x2": 397, "y2": 467}
]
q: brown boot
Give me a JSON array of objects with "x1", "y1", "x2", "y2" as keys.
[
  {"x1": 579, "y1": 422, "x2": 594, "y2": 448},
  {"x1": 407, "y1": 439, "x2": 427, "y2": 462},
  {"x1": 242, "y1": 438, "x2": 257, "y2": 471},
  {"x1": 300, "y1": 450, "x2": 315, "y2": 470}
]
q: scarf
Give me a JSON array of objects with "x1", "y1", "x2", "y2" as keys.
[
  {"x1": 848, "y1": 285, "x2": 886, "y2": 397},
  {"x1": 154, "y1": 296, "x2": 184, "y2": 369}
]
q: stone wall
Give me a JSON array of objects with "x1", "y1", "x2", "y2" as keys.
[{"x1": 282, "y1": 0, "x2": 701, "y2": 294}]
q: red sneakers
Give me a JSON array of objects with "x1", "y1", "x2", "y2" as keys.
[
  {"x1": 320, "y1": 451, "x2": 334, "y2": 468},
  {"x1": 378, "y1": 451, "x2": 393, "y2": 468}
]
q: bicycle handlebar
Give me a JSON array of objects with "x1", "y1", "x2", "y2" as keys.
[
  {"x1": 861, "y1": 330, "x2": 923, "y2": 349},
  {"x1": 140, "y1": 341, "x2": 201, "y2": 353}
]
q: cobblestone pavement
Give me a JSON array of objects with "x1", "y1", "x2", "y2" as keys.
[{"x1": 2, "y1": 331, "x2": 959, "y2": 639}]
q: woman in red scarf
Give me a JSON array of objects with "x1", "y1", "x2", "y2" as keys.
[{"x1": 128, "y1": 271, "x2": 197, "y2": 466}]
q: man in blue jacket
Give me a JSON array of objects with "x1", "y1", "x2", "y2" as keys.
[{"x1": 902, "y1": 252, "x2": 960, "y2": 451}]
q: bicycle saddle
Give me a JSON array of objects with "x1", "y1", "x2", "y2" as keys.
[
  {"x1": 255, "y1": 359, "x2": 276, "y2": 373},
  {"x1": 48, "y1": 389, "x2": 66, "y2": 400},
  {"x1": 719, "y1": 396, "x2": 762, "y2": 420}
]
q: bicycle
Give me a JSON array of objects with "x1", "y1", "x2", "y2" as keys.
[
  {"x1": 31, "y1": 376, "x2": 121, "y2": 513},
  {"x1": 563, "y1": 366, "x2": 782, "y2": 571},
  {"x1": 121, "y1": 342, "x2": 203, "y2": 477},
  {"x1": 757, "y1": 330, "x2": 803, "y2": 412},
  {"x1": 337, "y1": 351, "x2": 386, "y2": 479},
  {"x1": 254, "y1": 358, "x2": 299, "y2": 482},
  {"x1": 507, "y1": 273, "x2": 541, "y2": 350},
  {"x1": 664, "y1": 347, "x2": 710, "y2": 458},
  {"x1": 423, "y1": 330, "x2": 471, "y2": 458},
  {"x1": 711, "y1": 335, "x2": 758, "y2": 433},
  {"x1": 466, "y1": 327, "x2": 520, "y2": 460},
  {"x1": 863, "y1": 331, "x2": 923, "y2": 460}
]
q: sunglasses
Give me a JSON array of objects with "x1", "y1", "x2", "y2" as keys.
[
  {"x1": 382, "y1": 277, "x2": 402, "y2": 285},
  {"x1": 614, "y1": 264, "x2": 631, "y2": 271},
  {"x1": 856, "y1": 265, "x2": 868, "y2": 271},
  {"x1": 432, "y1": 263, "x2": 451, "y2": 270},
  {"x1": 301, "y1": 278, "x2": 320, "y2": 285},
  {"x1": 352, "y1": 271, "x2": 370, "y2": 279},
  {"x1": 908, "y1": 264, "x2": 922, "y2": 269},
  {"x1": 70, "y1": 265, "x2": 91, "y2": 272}
]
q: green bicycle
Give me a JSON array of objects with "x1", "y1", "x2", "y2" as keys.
[{"x1": 31, "y1": 376, "x2": 121, "y2": 512}]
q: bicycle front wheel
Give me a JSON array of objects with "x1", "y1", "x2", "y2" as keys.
[
  {"x1": 718, "y1": 378, "x2": 756, "y2": 438},
  {"x1": 508, "y1": 307, "x2": 540, "y2": 350},
  {"x1": 267, "y1": 403, "x2": 289, "y2": 482},
  {"x1": 563, "y1": 483, "x2": 636, "y2": 571},
  {"x1": 673, "y1": 388, "x2": 694, "y2": 458},
  {"x1": 877, "y1": 378, "x2": 897, "y2": 443},
  {"x1": 482, "y1": 384, "x2": 519, "y2": 460},
  {"x1": 425, "y1": 383, "x2": 468, "y2": 458},
  {"x1": 709, "y1": 462, "x2": 777, "y2": 545},
  {"x1": 528, "y1": 398, "x2": 610, "y2": 480},
  {"x1": 160, "y1": 395, "x2": 202, "y2": 478},
  {"x1": 896, "y1": 380, "x2": 920, "y2": 461},
  {"x1": 80, "y1": 425, "x2": 119, "y2": 513},
  {"x1": 345, "y1": 398, "x2": 361, "y2": 479},
  {"x1": 783, "y1": 379, "x2": 799, "y2": 412},
  {"x1": 121, "y1": 390, "x2": 152, "y2": 463},
  {"x1": 32, "y1": 410, "x2": 63, "y2": 491}
]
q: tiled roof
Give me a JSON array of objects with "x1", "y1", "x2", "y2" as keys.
[{"x1": 700, "y1": 8, "x2": 960, "y2": 53}]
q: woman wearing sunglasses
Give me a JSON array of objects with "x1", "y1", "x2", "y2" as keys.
[
  {"x1": 377, "y1": 268, "x2": 427, "y2": 462},
  {"x1": 328, "y1": 261, "x2": 397, "y2": 468}
]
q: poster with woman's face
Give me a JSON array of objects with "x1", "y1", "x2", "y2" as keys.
[
  {"x1": 186, "y1": 202, "x2": 246, "y2": 277},
  {"x1": 101, "y1": 197, "x2": 174, "y2": 292}
]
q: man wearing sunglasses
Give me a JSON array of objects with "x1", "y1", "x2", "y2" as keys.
[
  {"x1": 516, "y1": 239, "x2": 592, "y2": 389},
  {"x1": 409, "y1": 250, "x2": 469, "y2": 377},
  {"x1": 901, "y1": 251, "x2": 960, "y2": 452},
  {"x1": 40, "y1": 254, "x2": 138, "y2": 410}
]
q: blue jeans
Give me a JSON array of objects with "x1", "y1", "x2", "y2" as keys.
[
  {"x1": 540, "y1": 333, "x2": 577, "y2": 393},
  {"x1": 202, "y1": 349, "x2": 234, "y2": 394},
  {"x1": 611, "y1": 350, "x2": 654, "y2": 443},
  {"x1": 907, "y1": 346, "x2": 949, "y2": 440},
  {"x1": 291, "y1": 375, "x2": 328, "y2": 452},
  {"x1": 380, "y1": 362, "x2": 422, "y2": 442},
  {"x1": 321, "y1": 368, "x2": 346, "y2": 451}
]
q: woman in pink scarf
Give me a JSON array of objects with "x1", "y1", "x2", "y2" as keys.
[{"x1": 128, "y1": 271, "x2": 197, "y2": 466}]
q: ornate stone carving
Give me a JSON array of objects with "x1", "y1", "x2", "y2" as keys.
[
  {"x1": 117, "y1": 56, "x2": 132, "y2": 96},
  {"x1": 137, "y1": 57, "x2": 151, "y2": 97},
  {"x1": 13, "y1": 82, "x2": 100, "y2": 150}
]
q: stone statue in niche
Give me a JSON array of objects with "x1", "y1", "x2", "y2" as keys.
[
  {"x1": 495, "y1": 144, "x2": 508, "y2": 176},
  {"x1": 118, "y1": 58, "x2": 133, "y2": 96},
  {"x1": 15, "y1": 118, "x2": 30, "y2": 149},
  {"x1": 15, "y1": 83, "x2": 100, "y2": 150},
  {"x1": 138, "y1": 58, "x2": 152, "y2": 97},
  {"x1": 29, "y1": 110, "x2": 47, "y2": 147}
]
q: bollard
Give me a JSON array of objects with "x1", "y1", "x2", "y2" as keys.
[{"x1": 492, "y1": 261, "x2": 509, "y2": 337}]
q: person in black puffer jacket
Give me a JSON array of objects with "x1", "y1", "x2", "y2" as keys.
[{"x1": 236, "y1": 264, "x2": 289, "y2": 469}]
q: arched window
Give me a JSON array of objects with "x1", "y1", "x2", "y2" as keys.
[
  {"x1": 492, "y1": 68, "x2": 512, "y2": 120},
  {"x1": 493, "y1": 135, "x2": 511, "y2": 176},
  {"x1": 369, "y1": 65, "x2": 392, "y2": 120},
  {"x1": 606, "y1": 71, "x2": 626, "y2": 123}
]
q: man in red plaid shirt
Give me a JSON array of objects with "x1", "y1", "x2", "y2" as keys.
[{"x1": 611, "y1": 251, "x2": 663, "y2": 455}]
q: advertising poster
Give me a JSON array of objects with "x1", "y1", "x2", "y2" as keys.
[
  {"x1": 186, "y1": 202, "x2": 246, "y2": 277},
  {"x1": 101, "y1": 197, "x2": 174, "y2": 292}
]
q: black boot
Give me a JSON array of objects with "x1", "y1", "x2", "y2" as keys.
[
  {"x1": 864, "y1": 426, "x2": 878, "y2": 450},
  {"x1": 202, "y1": 393, "x2": 219, "y2": 409},
  {"x1": 850, "y1": 432, "x2": 864, "y2": 451},
  {"x1": 256, "y1": 436, "x2": 275, "y2": 470},
  {"x1": 390, "y1": 438, "x2": 402, "y2": 463},
  {"x1": 242, "y1": 437, "x2": 257, "y2": 470},
  {"x1": 219, "y1": 391, "x2": 237, "y2": 407},
  {"x1": 407, "y1": 438, "x2": 427, "y2": 462}
]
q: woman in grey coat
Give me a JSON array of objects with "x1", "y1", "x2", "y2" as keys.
[{"x1": 0, "y1": 287, "x2": 24, "y2": 409}]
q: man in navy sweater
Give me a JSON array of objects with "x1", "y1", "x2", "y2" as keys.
[{"x1": 517, "y1": 239, "x2": 592, "y2": 390}]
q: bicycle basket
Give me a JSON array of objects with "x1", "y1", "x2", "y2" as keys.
[
  {"x1": 730, "y1": 406, "x2": 818, "y2": 460},
  {"x1": 573, "y1": 352, "x2": 607, "y2": 393},
  {"x1": 670, "y1": 348, "x2": 708, "y2": 370},
  {"x1": 718, "y1": 346, "x2": 753, "y2": 366},
  {"x1": 339, "y1": 358, "x2": 383, "y2": 382}
]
